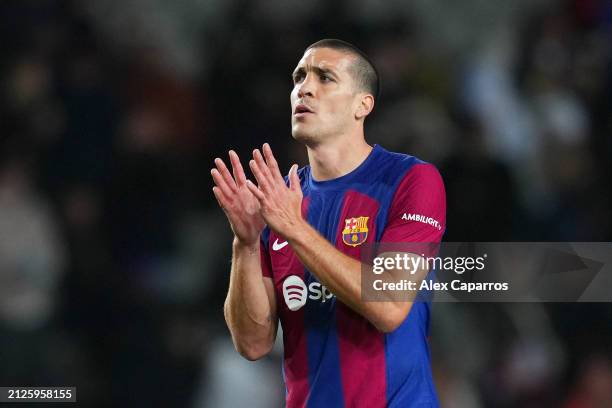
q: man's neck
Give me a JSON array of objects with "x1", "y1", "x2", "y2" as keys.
[{"x1": 306, "y1": 134, "x2": 372, "y2": 181}]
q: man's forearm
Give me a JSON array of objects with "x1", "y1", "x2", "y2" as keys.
[
  {"x1": 224, "y1": 239, "x2": 276, "y2": 359},
  {"x1": 287, "y1": 221, "x2": 412, "y2": 333}
]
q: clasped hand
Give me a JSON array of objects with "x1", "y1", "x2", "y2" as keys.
[{"x1": 211, "y1": 143, "x2": 303, "y2": 245}]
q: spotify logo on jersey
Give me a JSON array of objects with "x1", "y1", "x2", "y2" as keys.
[
  {"x1": 282, "y1": 275, "x2": 334, "y2": 311},
  {"x1": 282, "y1": 276, "x2": 307, "y2": 311}
]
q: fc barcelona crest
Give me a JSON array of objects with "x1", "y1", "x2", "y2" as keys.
[{"x1": 342, "y1": 216, "x2": 369, "y2": 247}]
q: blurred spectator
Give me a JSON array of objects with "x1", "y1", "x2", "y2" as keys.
[
  {"x1": 0, "y1": 152, "x2": 65, "y2": 330},
  {"x1": 0, "y1": 148, "x2": 67, "y2": 385},
  {"x1": 564, "y1": 355, "x2": 612, "y2": 408}
]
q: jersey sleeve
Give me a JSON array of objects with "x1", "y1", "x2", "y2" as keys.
[
  {"x1": 380, "y1": 163, "x2": 446, "y2": 245},
  {"x1": 260, "y1": 228, "x2": 272, "y2": 278}
]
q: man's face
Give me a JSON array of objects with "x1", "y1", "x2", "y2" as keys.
[{"x1": 290, "y1": 47, "x2": 361, "y2": 143}]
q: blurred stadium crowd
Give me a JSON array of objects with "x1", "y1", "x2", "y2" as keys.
[{"x1": 1, "y1": 0, "x2": 611, "y2": 407}]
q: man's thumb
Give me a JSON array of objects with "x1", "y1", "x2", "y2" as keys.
[{"x1": 289, "y1": 164, "x2": 299, "y2": 190}]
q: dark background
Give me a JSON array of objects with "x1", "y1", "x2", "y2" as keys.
[{"x1": 1, "y1": 0, "x2": 611, "y2": 406}]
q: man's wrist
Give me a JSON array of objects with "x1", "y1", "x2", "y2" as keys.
[
  {"x1": 286, "y1": 219, "x2": 314, "y2": 247},
  {"x1": 233, "y1": 237, "x2": 259, "y2": 254}
]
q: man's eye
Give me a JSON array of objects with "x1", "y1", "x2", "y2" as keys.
[
  {"x1": 293, "y1": 74, "x2": 304, "y2": 83},
  {"x1": 320, "y1": 75, "x2": 332, "y2": 82}
]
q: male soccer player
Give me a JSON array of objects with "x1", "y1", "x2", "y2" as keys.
[{"x1": 211, "y1": 39, "x2": 446, "y2": 407}]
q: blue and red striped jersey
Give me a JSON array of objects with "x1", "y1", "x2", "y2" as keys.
[{"x1": 260, "y1": 144, "x2": 446, "y2": 407}]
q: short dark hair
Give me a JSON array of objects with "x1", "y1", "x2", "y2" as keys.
[{"x1": 306, "y1": 39, "x2": 380, "y2": 102}]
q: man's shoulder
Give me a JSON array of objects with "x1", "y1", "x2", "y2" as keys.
[
  {"x1": 374, "y1": 145, "x2": 427, "y2": 168},
  {"x1": 369, "y1": 145, "x2": 434, "y2": 186}
]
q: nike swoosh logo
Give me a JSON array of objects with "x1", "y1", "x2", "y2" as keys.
[{"x1": 272, "y1": 239, "x2": 289, "y2": 251}]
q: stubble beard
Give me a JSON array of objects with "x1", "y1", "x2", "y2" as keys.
[
  {"x1": 291, "y1": 111, "x2": 355, "y2": 148},
  {"x1": 291, "y1": 122, "x2": 323, "y2": 147}
]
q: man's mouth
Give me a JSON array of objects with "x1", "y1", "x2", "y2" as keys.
[{"x1": 294, "y1": 104, "x2": 314, "y2": 116}]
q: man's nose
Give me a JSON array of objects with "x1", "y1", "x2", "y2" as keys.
[{"x1": 297, "y1": 74, "x2": 315, "y2": 98}]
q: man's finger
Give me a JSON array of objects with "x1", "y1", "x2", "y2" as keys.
[
  {"x1": 288, "y1": 164, "x2": 300, "y2": 191},
  {"x1": 262, "y1": 143, "x2": 284, "y2": 183},
  {"x1": 249, "y1": 159, "x2": 273, "y2": 194},
  {"x1": 229, "y1": 150, "x2": 247, "y2": 187},
  {"x1": 253, "y1": 149, "x2": 275, "y2": 187},
  {"x1": 246, "y1": 180, "x2": 265, "y2": 201},
  {"x1": 212, "y1": 186, "x2": 229, "y2": 211},
  {"x1": 215, "y1": 158, "x2": 238, "y2": 193},
  {"x1": 211, "y1": 168, "x2": 235, "y2": 200}
]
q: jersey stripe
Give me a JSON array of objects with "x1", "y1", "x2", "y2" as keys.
[
  {"x1": 334, "y1": 190, "x2": 387, "y2": 406},
  {"x1": 281, "y1": 198, "x2": 311, "y2": 408},
  {"x1": 385, "y1": 303, "x2": 438, "y2": 406},
  {"x1": 305, "y1": 194, "x2": 345, "y2": 408}
]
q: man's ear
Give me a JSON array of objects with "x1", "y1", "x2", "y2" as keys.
[{"x1": 355, "y1": 94, "x2": 374, "y2": 120}]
